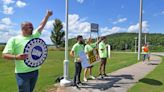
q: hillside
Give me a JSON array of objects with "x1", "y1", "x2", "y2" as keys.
[{"x1": 68, "y1": 33, "x2": 164, "y2": 52}]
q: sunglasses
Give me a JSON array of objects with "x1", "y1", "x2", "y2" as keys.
[{"x1": 23, "y1": 26, "x2": 33, "y2": 30}]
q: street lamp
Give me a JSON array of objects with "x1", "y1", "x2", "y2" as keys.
[
  {"x1": 138, "y1": 0, "x2": 143, "y2": 61},
  {"x1": 60, "y1": 0, "x2": 72, "y2": 86},
  {"x1": 134, "y1": 37, "x2": 137, "y2": 53}
]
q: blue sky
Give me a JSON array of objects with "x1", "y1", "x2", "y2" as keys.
[{"x1": 0, "y1": 0, "x2": 164, "y2": 44}]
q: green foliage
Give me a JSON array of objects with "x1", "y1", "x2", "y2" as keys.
[
  {"x1": 68, "y1": 33, "x2": 164, "y2": 52},
  {"x1": 50, "y1": 19, "x2": 65, "y2": 48},
  {"x1": 0, "y1": 45, "x2": 5, "y2": 51}
]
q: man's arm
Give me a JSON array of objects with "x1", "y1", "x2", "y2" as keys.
[
  {"x1": 37, "y1": 10, "x2": 53, "y2": 33},
  {"x1": 2, "y1": 53, "x2": 28, "y2": 60},
  {"x1": 70, "y1": 51, "x2": 74, "y2": 57}
]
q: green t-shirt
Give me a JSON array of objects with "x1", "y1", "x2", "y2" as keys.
[
  {"x1": 98, "y1": 41, "x2": 107, "y2": 58},
  {"x1": 84, "y1": 43, "x2": 96, "y2": 53},
  {"x1": 2, "y1": 30, "x2": 41, "y2": 73},
  {"x1": 71, "y1": 42, "x2": 84, "y2": 62}
]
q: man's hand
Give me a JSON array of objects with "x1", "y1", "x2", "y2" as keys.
[
  {"x1": 77, "y1": 58, "x2": 81, "y2": 62},
  {"x1": 47, "y1": 10, "x2": 53, "y2": 17},
  {"x1": 15, "y1": 54, "x2": 28, "y2": 60}
]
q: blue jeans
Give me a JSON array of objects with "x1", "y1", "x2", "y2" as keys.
[
  {"x1": 73, "y1": 62, "x2": 82, "y2": 84},
  {"x1": 143, "y1": 54, "x2": 149, "y2": 61},
  {"x1": 16, "y1": 70, "x2": 38, "y2": 92}
]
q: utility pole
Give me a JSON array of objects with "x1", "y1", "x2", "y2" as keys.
[
  {"x1": 60, "y1": 0, "x2": 71, "y2": 86},
  {"x1": 135, "y1": 37, "x2": 137, "y2": 53},
  {"x1": 138, "y1": 0, "x2": 143, "y2": 61}
]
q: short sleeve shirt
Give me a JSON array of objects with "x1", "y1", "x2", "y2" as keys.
[
  {"x1": 98, "y1": 41, "x2": 107, "y2": 58},
  {"x1": 71, "y1": 43, "x2": 84, "y2": 62},
  {"x1": 2, "y1": 30, "x2": 41, "y2": 73}
]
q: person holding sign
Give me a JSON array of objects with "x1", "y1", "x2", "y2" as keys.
[
  {"x1": 142, "y1": 44, "x2": 150, "y2": 62},
  {"x1": 98, "y1": 36, "x2": 108, "y2": 78},
  {"x1": 70, "y1": 35, "x2": 85, "y2": 87},
  {"x1": 2, "y1": 10, "x2": 52, "y2": 92},
  {"x1": 83, "y1": 38, "x2": 101, "y2": 82}
]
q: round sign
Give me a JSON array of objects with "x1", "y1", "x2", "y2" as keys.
[{"x1": 24, "y1": 38, "x2": 48, "y2": 67}]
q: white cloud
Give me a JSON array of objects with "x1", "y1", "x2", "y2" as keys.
[
  {"x1": 2, "y1": 0, "x2": 15, "y2": 5},
  {"x1": 0, "y1": 24, "x2": 9, "y2": 31},
  {"x1": 127, "y1": 21, "x2": 149, "y2": 33},
  {"x1": 112, "y1": 17, "x2": 127, "y2": 24},
  {"x1": 16, "y1": 1, "x2": 27, "y2": 8},
  {"x1": 153, "y1": 10, "x2": 164, "y2": 16},
  {"x1": 40, "y1": 29, "x2": 52, "y2": 44},
  {"x1": 3, "y1": 5, "x2": 14, "y2": 15},
  {"x1": 1, "y1": 17, "x2": 15, "y2": 25},
  {"x1": 100, "y1": 26, "x2": 126, "y2": 36},
  {"x1": 0, "y1": 29, "x2": 19, "y2": 43},
  {"x1": 77, "y1": 0, "x2": 84, "y2": 4},
  {"x1": 0, "y1": 17, "x2": 16, "y2": 32},
  {"x1": 44, "y1": 20, "x2": 54, "y2": 30},
  {"x1": 63, "y1": 14, "x2": 90, "y2": 39},
  {"x1": 161, "y1": 11, "x2": 164, "y2": 15}
]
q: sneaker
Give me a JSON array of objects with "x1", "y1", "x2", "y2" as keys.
[
  {"x1": 99, "y1": 74, "x2": 104, "y2": 79},
  {"x1": 72, "y1": 83, "x2": 79, "y2": 88},
  {"x1": 89, "y1": 75, "x2": 95, "y2": 79},
  {"x1": 83, "y1": 77, "x2": 88, "y2": 82},
  {"x1": 77, "y1": 82, "x2": 85, "y2": 86},
  {"x1": 103, "y1": 74, "x2": 108, "y2": 77}
]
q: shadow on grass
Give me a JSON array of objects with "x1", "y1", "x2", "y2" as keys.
[{"x1": 139, "y1": 78, "x2": 163, "y2": 86}]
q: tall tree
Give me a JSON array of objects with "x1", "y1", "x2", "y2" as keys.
[{"x1": 50, "y1": 19, "x2": 65, "y2": 48}]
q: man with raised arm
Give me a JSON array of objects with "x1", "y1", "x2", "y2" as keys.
[{"x1": 2, "y1": 10, "x2": 52, "y2": 92}]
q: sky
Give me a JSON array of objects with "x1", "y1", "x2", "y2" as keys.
[{"x1": 0, "y1": 0, "x2": 164, "y2": 44}]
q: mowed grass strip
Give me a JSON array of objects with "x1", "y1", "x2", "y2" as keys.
[
  {"x1": 128, "y1": 56, "x2": 164, "y2": 92},
  {"x1": 0, "y1": 51, "x2": 137, "y2": 92}
]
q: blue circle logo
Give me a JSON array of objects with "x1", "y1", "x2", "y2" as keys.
[{"x1": 31, "y1": 46, "x2": 43, "y2": 60}]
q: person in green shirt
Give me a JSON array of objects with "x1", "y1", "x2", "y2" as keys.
[
  {"x1": 70, "y1": 35, "x2": 85, "y2": 88},
  {"x1": 83, "y1": 38, "x2": 100, "y2": 82},
  {"x1": 98, "y1": 36, "x2": 108, "y2": 78},
  {"x1": 2, "y1": 10, "x2": 52, "y2": 92}
]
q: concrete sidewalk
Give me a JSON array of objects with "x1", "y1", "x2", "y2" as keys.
[{"x1": 49, "y1": 55, "x2": 162, "y2": 92}]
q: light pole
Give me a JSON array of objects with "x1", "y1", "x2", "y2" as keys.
[
  {"x1": 60, "y1": 0, "x2": 72, "y2": 86},
  {"x1": 144, "y1": 33, "x2": 147, "y2": 44},
  {"x1": 138, "y1": 0, "x2": 143, "y2": 61},
  {"x1": 135, "y1": 37, "x2": 137, "y2": 53}
]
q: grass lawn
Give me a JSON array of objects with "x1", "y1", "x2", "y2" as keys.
[
  {"x1": 0, "y1": 51, "x2": 137, "y2": 92},
  {"x1": 128, "y1": 57, "x2": 164, "y2": 92}
]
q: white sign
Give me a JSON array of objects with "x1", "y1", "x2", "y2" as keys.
[
  {"x1": 78, "y1": 51, "x2": 90, "y2": 68},
  {"x1": 107, "y1": 44, "x2": 111, "y2": 58},
  {"x1": 24, "y1": 38, "x2": 48, "y2": 67}
]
